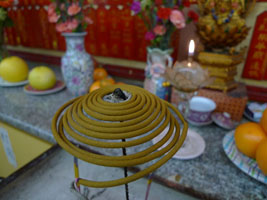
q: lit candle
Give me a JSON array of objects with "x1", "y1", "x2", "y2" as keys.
[
  {"x1": 188, "y1": 39, "x2": 195, "y2": 57},
  {"x1": 187, "y1": 39, "x2": 195, "y2": 67}
]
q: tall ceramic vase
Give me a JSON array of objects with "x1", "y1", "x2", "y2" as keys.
[
  {"x1": 144, "y1": 47, "x2": 173, "y2": 101},
  {"x1": 61, "y1": 32, "x2": 94, "y2": 96}
]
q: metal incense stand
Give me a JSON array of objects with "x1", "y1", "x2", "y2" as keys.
[{"x1": 51, "y1": 85, "x2": 188, "y2": 200}]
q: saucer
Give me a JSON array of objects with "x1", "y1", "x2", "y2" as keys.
[
  {"x1": 212, "y1": 112, "x2": 238, "y2": 130},
  {"x1": 174, "y1": 129, "x2": 206, "y2": 160},
  {"x1": 0, "y1": 77, "x2": 28, "y2": 87},
  {"x1": 152, "y1": 128, "x2": 206, "y2": 160},
  {"x1": 186, "y1": 117, "x2": 213, "y2": 126},
  {"x1": 23, "y1": 80, "x2": 65, "y2": 95}
]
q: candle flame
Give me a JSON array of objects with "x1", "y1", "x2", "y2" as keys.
[{"x1": 188, "y1": 40, "x2": 195, "y2": 56}]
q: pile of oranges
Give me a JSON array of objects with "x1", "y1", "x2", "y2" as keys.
[
  {"x1": 235, "y1": 109, "x2": 267, "y2": 175},
  {"x1": 90, "y1": 67, "x2": 124, "y2": 92}
]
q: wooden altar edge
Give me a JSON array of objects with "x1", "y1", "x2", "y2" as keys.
[{"x1": 7, "y1": 46, "x2": 146, "y2": 81}]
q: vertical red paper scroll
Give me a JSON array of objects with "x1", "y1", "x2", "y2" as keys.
[
  {"x1": 242, "y1": 11, "x2": 267, "y2": 80},
  {"x1": 96, "y1": 6, "x2": 109, "y2": 56},
  {"x1": 85, "y1": 7, "x2": 98, "y2": 55},
  {"x1": 9, "y1": 7, "x2": 21, "y2": 45},
  {"x1": 107, "y1": 5, "x2": 122, "y2": 58},
  {"x1": 16, "y1": 6, "x2": 28, "y2": 46},
  {"x1": 121, "y1": 8, "x2": 135, "y2": 59},
  {"x1": 39, "y1": 5, "x2": 51, "y2": 49},
  {"x1": 134, "y1": 16, "x2": 148, "y2": 61}
]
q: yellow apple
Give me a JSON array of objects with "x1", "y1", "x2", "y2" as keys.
[
  {"x1": 0, "y1": 56, "x2": 29, "y2": 82},
  {"x1": 28, "y1": 66, "x2": 57, "y2": 90}
]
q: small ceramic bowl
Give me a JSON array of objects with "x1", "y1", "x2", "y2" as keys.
[{"x1": 187, "y1": 96, "x2": 216, "y2": 126}]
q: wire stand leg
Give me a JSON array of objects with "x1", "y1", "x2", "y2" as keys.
[
  {"x1": 122, "y1": 139, "x2": 129, "y2": 200},
  {"x1": 74, "y1": 156, "x2": 80, "y2": 191}
]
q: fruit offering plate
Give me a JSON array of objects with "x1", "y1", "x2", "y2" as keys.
[
  {"x1": 223, "y1": 131, "x2": 267, "y2": 184},
  {"x1": 23, "y1": 80, "x2": 65, "y2": 95},
  {"x1": 0, "y1": 77, "x2": 28, "y2": 87}
]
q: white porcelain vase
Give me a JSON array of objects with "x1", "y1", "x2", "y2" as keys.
[
  {"x1": 61, "y1": 32, "x2": 94, "y2": 96},
  {"x1": 144, "y1": 47, "x2": 173, "y2": 100}
]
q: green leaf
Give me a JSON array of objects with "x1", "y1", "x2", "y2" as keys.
[
  {"x1": 3, "y1": 16, "x2": 13, "y2": 27},
  {"x1": 186, "y1": 18, "x2": 192, "y2": 24},
  {"x1": 155, "y1": 36, "x2": 162, "y2": 43}
]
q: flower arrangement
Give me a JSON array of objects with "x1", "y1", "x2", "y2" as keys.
[
  {"x1": 48, "y1": 0, "x2": 94, "y2": 33},
  {"x1": 131, "y1": 0, "x2": 199, "y2": 50},
  {"x1": 0, "y1": 0, "x2": 13, "y2": 59},
  {"x1": 0, "y1": 0, "x2": 13, "y2": 30}
]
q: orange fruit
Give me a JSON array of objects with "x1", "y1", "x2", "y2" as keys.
[
  {"x1": 93, "y1": 67, "x2": 108, "y2": 81},
  {"x1": 89, "y1": 81, "x2": 101, "y2": 92},
  {"x1": 235, "y1": 122, "x2": 267, "y2": 159},
  {"x1": 100, "y1": 77, "x2": 115, "y2": 87},
  {"x1": 256, "y1": 139, "x2": 267, "y2": 175},
  {"x1": 260, "y1": 108, "x2": 267, "y2": 133}
]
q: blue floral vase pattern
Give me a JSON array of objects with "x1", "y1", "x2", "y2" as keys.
[{"x1": 61, "y1": 32, "x2": 93, "y2": 96}]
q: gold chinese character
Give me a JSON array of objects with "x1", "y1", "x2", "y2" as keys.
[
  {"x1": 52, "y1": 40, "x2": 58, "y2": 49},
  {"x1": 248, "y1": 70, "x2": 259, "y2": 78},
  {"x1": 252, "y1": 51, "x2": 265, "y2": 59},
  {"x1": 112, "y1": 23, "x2": 117, "y2": 29},
  {"x1": 258, "y1": 24, "x2": 265, "y2": 31},
  {"x1": 89, "y1": 45, "x2": 96, "y2": 53},
  {"x1": 250, "y1": 62, "x2": 260, "y2": 70},
  {"x1": 111, "y1": 45, "x2": 118, "y2": 54},
  {"x1": 124, "y1": 46, "x2": 130, "y2": 56},
  {"x1": 100, "y1": 26, "x2": 106, "y2": 32},
  {"x1": 258, "y1": 33, "x2": 267, "y2": 42},
  {"x1": 255, "y1": 43, "x2": 266, "y2": 50},
  {"x1": 124, "y1": 22, "x2": 130, "y2": 28}
]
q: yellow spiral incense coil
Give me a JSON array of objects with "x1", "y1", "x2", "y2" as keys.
[{"x1": 51, "y1": 84, "x2": 188, "y2": 188}]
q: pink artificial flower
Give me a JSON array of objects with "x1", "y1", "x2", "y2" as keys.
[
  {"x1": 67, "y1": 3, "x2": 81, "y2": 16},
  {"x1": 66, "y1": 19, "x2": 79, "y2": 31},
  {"x1": 56, "y1": 22, "x2": 68, "y2": 32},
  {"x1": 153, "y1": 25, "x2": 166, "y2": 36},
  {"x1": 48, "y1": 3, "x2": 56, "y2": 15},
  {"x1": 145, "y1": 31, "x2": 155, "y2": 41},
  {"x1": 48, "y1": 12, "x2": 60, "y2": 23},
  {"x1": 84, "y1": 16, "x2": 93, "y2": 24},
  {"x1": 170, "y1": 10, "x2": 185, "y2": 29}
]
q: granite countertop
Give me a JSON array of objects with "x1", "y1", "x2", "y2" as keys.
[{"x1": 0, "y1": 62, "x2": 266, "y2": 200}]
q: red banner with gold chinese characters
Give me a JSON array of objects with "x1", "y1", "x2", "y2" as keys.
[{"x1": 242, "y1": 11, "x2": 267, "y2": 80}]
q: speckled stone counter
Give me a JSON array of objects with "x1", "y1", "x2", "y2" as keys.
[
  {"x1": 0, "y1": 62, "x2": 266, "y2": 200},
  {"x1": 0, "y1": 63, "x2": 71, "y2": 144}
]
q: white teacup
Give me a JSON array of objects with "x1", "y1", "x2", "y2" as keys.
[{"x1": 187, "y1": 96, "x2": 216, "y2": 124}]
